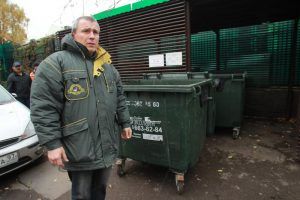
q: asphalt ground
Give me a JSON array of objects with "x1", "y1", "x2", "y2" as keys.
[{"x1": 1, "y1": 118, "x2": 299, "y2": 200}]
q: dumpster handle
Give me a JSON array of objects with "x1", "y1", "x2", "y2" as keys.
[
  {"x1": 193, "y1": 85, "x2": 201, "y2": 98},
  {"x1": 193, "y1": 85, "x2": 204, "y2": 107},
  {"x1": 215, "y1": 78, "x2": 226, "y2": 92},
  {"x1": 142, "y1": 72, "x2": 162, "y2": 79},
  {"x1": 187, "y1": 72, "x2": 192, "y2": 79},
  {"x1": 207, "y1": 96, "x2": 213, "y2": 101},
  {"x1": 231, "y1": 73, "x2": 246, "y2": 81},
  {"x1": 156, "y1": 73, "x2": 162, "y2": 79}
]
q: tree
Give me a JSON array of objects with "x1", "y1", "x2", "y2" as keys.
[{"x1": 0, "y1": 0, "x2": 29, "y2": 44}]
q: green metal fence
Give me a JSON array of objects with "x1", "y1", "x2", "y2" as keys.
[
  {"x1": 269, "y1": 20, "x2": 293, "y2": 86},
  {"x1": 191, "y1": 31, "x2": 216, "y2": 72},
  {"x1": 297, "y1": 20, "x2": 300, "y2": 85},
  {"x1": 191, "y1": 19, "x2": 299, "y2": 87},
  {"x1": 0, "y1": 42, "x2": 14, "y2": 81}
]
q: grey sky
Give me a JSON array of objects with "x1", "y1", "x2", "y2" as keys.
[{"x1": 9, "y1": 0, "x2": 139, "y2": 41}]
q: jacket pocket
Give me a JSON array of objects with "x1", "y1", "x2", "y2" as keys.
[
  {"x1": 108, "y1": 80, "x2": 117, "y2": 94},
  {"x1": 64, "y1": 72, "x2": 89, "y2": 100},
  {"x1": 62, "y1": 118, "x2": 95, "y2": 162}
]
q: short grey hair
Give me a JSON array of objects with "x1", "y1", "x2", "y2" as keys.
[{"x1": 71, "y1": 16, "x2": 99, "y2": 33}]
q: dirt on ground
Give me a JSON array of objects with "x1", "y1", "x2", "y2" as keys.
[{"x1": 57, "y1": 118, "x2": 300, "y2": 200}]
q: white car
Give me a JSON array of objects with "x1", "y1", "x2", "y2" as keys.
[{"x1": 0, "y1": 84, "x2": 44, "y2": 176}]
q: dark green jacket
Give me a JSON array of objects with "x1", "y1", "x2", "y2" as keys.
[{"x1": 30, "y1": 34, "x2": 131, "y2": 171}]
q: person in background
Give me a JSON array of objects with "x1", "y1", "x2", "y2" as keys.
[
  {"x1": 7, "y1": 61, "x2": 31, "y2": 108},
  {"x1": 30, "y1": 62, "x2": 39, "y2": 81},
  {"x1": 30, "y1": 16, "x2": 132, "y2": 200}
]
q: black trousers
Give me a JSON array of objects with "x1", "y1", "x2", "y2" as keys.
[
  {"x1": 68, "y1": 167, "x2": 112, "y2": 200},
  {"x1": 16, "y1": 97, "x2": 30, "y2": 108}
]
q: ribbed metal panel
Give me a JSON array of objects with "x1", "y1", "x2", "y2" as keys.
[
  {"x1": 56, "y1": 0, "x2": 189, "y2": 81},
  {"x1": 56, "y1": 29, "x2": 71, "y2": 41},
  {"x1": 100, "y1": 0, "x2": 189, "y2": 81}
]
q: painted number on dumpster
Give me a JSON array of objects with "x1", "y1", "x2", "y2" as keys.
[
  {"x1": 126, "y1": 100, "x2": 160, "y2": 108},
  {"x1": 143, "y1": 133, "x2": 163, "y2": 141},
  {"x1": 130, "y1": 116, "x2": 163, "y2": 142},
  {"x1": 152, "y1": 102, "x2": 159, "y2": 107}
]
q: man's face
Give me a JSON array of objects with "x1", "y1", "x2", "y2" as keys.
[
  {"x1": 73, "y1": 19, "x2": 100, "y2": 55},
  {"x1": 12, "y1": 65, "x2": 22, "y2": 73}
]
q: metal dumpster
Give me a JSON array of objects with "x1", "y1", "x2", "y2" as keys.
[
  {"x1": 143, "y1": 71, "x2": 246, "y2": 139},
  {"x1": 117, "y1": 79, "x2": 212, "y2": 194},
  {"x1": 209, "y1": 71, "x2": 246, "y2": 139},
  {"x1": 143, "y1": 72, "x2": 216, "y2": 136}
]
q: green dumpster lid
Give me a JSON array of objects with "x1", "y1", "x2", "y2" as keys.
[
  {"x1": 208, "y1": 71, "x2": 247, "y2": 79},
  {"x1": 143, "y1": 72, "x2": 210, "y2": 80},
  {"x1": 123, "y1": 79, "x2": 212, "y2": 93},
  {"x1": 208, "y1": 70, "x2": 247, "y2": 76}
]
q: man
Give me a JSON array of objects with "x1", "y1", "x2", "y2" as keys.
[
  {"x1": 7, "y1": 61, "x2": 31, "y2": 108},
  {"x1": 30, "y1": 62, "x2": 39, "y2": 81},
  {"x1": 30, "y1": 16, "x2": 132, "y2": 200}
]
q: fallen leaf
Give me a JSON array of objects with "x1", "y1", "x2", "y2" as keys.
[{"x1": 234, "y1": 185, "x2": 240, "y2": 190}]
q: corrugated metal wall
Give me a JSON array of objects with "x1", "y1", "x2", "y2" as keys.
[
  {"x1": 99, "y1": 0, "x2": 189, "y2": 81},
  {"x1": 57, "y1": 0, "x2": 190, "y2": 81}
]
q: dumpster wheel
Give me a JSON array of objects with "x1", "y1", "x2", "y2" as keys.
[
  {"x1": 175, "y1": 173, "x2": 185, "y2": 194},
  {"x1": 117, "y1": 165, "x2": 125, "y2": 177},
  {"x1": 232, "y1": 127, "x2": 240, "y2": 139},
  {"x1": 116, "y1": 158, "x2": 126, "y2": 177}
]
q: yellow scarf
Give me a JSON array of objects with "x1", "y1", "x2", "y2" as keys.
[{"x1": 93, "y1": 47, "x2": 112, "y2": 77}]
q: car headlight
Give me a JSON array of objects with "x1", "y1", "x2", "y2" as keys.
[{"x1": 21, "y1": 121, "x2": 36, "y2": 139}]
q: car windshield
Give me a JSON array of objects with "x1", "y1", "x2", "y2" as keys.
[{"x1": 0, "y1": 85, "x2": 15, "y2": 105}]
